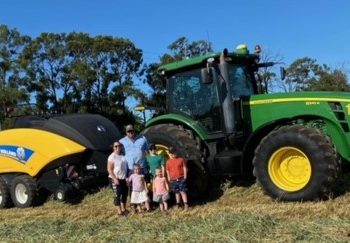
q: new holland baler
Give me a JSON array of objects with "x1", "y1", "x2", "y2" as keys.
[{"x1": 0, "y1": 113, "x2": 121, "y2": 208}]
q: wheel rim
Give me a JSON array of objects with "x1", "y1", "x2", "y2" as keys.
[
  {"x1": 155, "y1": 144, "x2": 170, "y2": 159},
  {"x1": 15, "y1": 184, "x2": 28, "y2": 204},
  {"x1": 57, "y1": 191, "x2": 63, "y2": 200},
  {"x1": 268, "y1": 146, "x2": 312, "y2": 192}
]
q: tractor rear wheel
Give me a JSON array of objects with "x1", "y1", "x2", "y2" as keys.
[
  {"x1": 10, "y1": 175, "x2": 40, "y2": 208},
  {"x1": 0, "y1": 177, "x2": 12, "y2": 208},
  {"x1": 253, "y1": 125, "x2": 339, "y2": 201},
  {"x1": 143, "y1": 124, "x2": 207, "y2": 199}
]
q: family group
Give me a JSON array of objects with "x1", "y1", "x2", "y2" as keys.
[{"x1": 107, "y1": 124, "x2": 189, "y2": 216}]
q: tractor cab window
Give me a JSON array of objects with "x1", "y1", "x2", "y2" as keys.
[
  {"x1": 228, "y1": 64, "x2": 254, "y2": 98},
  {"x1": 168, "y1": 69, "x2": 222, "y2": 133}
]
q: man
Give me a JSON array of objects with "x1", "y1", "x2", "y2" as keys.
[{"x1": 119, "y1": 124, "x2": 149, "y2": 176}]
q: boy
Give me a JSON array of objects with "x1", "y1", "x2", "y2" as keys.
[
  {"x1": 165, "y1": 147, "x2": 189, "y2": 209},
  {"x1": 146, "y1": 144, "x2": 165, "y2": 180}
]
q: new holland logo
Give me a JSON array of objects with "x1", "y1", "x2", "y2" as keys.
[{"x1": 0, "y1": 145, "x2": 34, "y2": 163}]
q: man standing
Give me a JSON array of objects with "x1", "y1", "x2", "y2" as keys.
[{"x1": 119, "y1": 124, "x2": 149, "y2": 176}]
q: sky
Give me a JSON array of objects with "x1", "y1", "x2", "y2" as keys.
[
  {"x1": 2, "y1": 0, "x2": 350, "y2": 67},
  {"x1": 1, "y1": 0, "x2": 350, "y2": 110}
]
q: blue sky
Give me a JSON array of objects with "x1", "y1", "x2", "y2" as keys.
[
  {"x1": 1, "y1": 0, "x2": 350, "y2": 114},
  {"x1": 2, "y1": 0, "x2": 350, "y2": 68}
]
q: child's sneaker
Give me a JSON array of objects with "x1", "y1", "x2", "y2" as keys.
[{"x1": 184, "y1": 203, "x2": 189, "y2": 210}]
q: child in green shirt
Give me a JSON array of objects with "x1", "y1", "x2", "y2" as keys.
[{"x1": 146, "y1": 144, "x2": 165, "y2": 180}]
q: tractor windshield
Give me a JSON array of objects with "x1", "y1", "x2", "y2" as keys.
[
  {"x1": 168, "y1": 68, "x2": 222, "y2": 132},
  {"x1": 227, "y1": 64, "x2": 254, "y2": 97}
]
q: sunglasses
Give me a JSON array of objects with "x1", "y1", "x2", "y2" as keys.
[
  {"x1": 114, "y1": 145, "x2": 121, "y2": 148},
  {"x1": 127, "y1": 130, "x2": 134, "y2": 133}
]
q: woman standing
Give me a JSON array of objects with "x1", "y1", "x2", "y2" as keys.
[{"x1": 107, "y1": 141, "x2": 128, "y2": 216}]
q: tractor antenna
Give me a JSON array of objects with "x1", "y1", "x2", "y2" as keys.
[{"x1": 206, "y1": 30, "x2": 212, "y2": 52}]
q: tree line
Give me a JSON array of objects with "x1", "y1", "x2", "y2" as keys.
[{"x1": 1, "y1": 24, "x2": 349, "y2": 128}]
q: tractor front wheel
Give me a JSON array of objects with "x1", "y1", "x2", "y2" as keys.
[
  {"x1": 143, "y1": 124, "x2": 207, "y2": 199},
  {"x1": 253, "y1": 125, "x2": 339, "y2": 201}
]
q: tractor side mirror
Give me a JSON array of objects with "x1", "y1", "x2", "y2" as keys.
[
  {"x1": 280, "y1": 67, "x2": 286, "y2": 80},
  {"x1": 201, "y1": 67, "x2": 215, "y2": 84}
]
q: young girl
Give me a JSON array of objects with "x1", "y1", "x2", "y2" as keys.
[
  {"x1": 128, "y1": 164, "x2": 150, "y2": 213},
  {"x1": 152, "y1": 168, "x2": 170, "y2": 212}
]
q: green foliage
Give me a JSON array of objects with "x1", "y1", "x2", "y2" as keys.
[
  {"x1": 271, "y1": 56, "x2": 350, "y2": 92},
  {"x1": 144, "y1": 37, "x2": 213, "y2": 109},
  {"x1": 307, "y1": 68, "x2": 350, "y2": 91},
  {"x1": 21, "y1": 32, "x2": 70, "y2": 111},
  {"x1": 0, "y1": 27, "x2": 145, "y2": 125},
  {"x1": 1, "y1": 23, "x2": 350, "y2": 127},
  {"x1": 0, "y1": 25, "x2": 31, "y2": 121},
  {"x1": 66, "y1": 32, "x2": 145, "y2": 118}
]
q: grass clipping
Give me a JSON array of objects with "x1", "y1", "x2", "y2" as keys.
[{"x1": 1, "y1": 184, "x2": 350, "y2": 242}]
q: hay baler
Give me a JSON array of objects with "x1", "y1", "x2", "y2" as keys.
[{"x1": 0, "y1": 113, "x2": 121, "y2": 208}]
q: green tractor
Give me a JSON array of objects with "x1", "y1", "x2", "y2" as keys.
[{"x1": 142, "y1": 44, "x2": 348, "y2": 201}]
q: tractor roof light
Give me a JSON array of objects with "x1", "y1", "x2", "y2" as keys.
[{"x1": 235, "y1": 44, "x2": 249, "y2": 55}]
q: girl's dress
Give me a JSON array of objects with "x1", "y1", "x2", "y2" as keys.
[{"x1": 129, "y1": 173, "x2": 148, "y2": 204}]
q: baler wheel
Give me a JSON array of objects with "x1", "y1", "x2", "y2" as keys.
[
  {"x1": 0, "y1": 177, "x2": 12, "y2": 208},
  {"x1": 10, "y1": 175, "x2": 39, "y2": 208}
]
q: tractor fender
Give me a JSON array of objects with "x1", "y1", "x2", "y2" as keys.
[
  {"x1": 242, "y1": 116, "x2": 350, "y2": 167},
  {"x1": 145, "y1": 114, "x2": 209, "y2": 140}
]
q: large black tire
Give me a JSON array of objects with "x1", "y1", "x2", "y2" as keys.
[
  {"x1": 10, "y1": 175, "x2": 41, "y2": 208},
  {"x1": 253, "y1": 125, "x2": 339, "y2": 201},
  {"x1": 0, "y1": 177, "x2": 12, "y2": 208},
  {"x1": 143, "y1": 124, "x2": 208, "y2": 199}
]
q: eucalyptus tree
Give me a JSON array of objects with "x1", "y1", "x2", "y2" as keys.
[
  {"x1": 21, "y1": 32, "x2": 72, "y2": 112},
  {"x1": 306, "y1": 68, "x2": 350, "y2": 91},
  {"x1": 281, "y1": 57, "x2": 350, "y2": 92},
  {"x1": 67, "y1": 33, "x2": 144, "y2": 116},
  {"x1": 0, "y1": 25, "x2": 31, "y2": 120}
]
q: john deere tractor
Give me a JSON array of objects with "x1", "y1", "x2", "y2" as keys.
[{"x1": 142, "y1": 45, "x2": 349, "y2": 201}]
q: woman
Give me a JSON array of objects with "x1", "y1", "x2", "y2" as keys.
[{"x1": 107, "y1": 141, "x2": 128, "y2": 216}]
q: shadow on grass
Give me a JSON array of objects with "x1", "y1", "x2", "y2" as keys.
[
  {"x1": 331, "y1": 163, "x2": 350, "y2": 199},
  {"x1": 190, "y1": 174, "x2": 256, "y2": 206}
]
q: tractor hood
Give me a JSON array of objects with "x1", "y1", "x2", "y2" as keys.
[{"x1": 249, "y1": 91, "x2": 350, "y2": 130}]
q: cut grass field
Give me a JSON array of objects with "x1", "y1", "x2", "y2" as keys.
[{"x1": 1, "y1": 179, "x2": 350, "y2": 243}]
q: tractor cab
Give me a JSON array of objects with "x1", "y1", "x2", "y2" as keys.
[{"x1": 162, "y1": 45, "x2": 265, "y2": 137}]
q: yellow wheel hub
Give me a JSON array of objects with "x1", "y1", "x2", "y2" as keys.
[
  {"x1": 155, "y1": 144, "x2": 170, "y2": 159},
  {"x1": 268, "y1": 147, "x2": 311, "y2": 192}
]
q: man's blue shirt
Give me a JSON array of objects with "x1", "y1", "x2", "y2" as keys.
[{"x1": 119, "y1": 135, "x2": 148, "y2": 170}]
